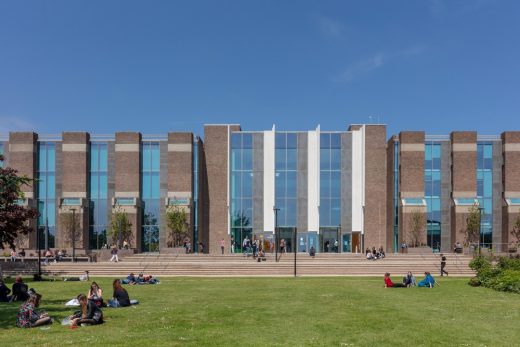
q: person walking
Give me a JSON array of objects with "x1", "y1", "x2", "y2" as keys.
[
  {"x1": 220, "y1": 238, "x2": 225, "y2": 254},
  {"x1": 110, "y1": 246, "x2": 119, "y2": 262},
  {"x1": 440, "y1": 254, "x2": 448, "y2": 276}
]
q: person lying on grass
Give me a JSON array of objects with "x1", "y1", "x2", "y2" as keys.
[
  {"x1": 383, "y1": 273, "x2": 406, "y2": 287},
  {"x1": 122, "y1": 273, "x2": 137, "y2": 285},
  {"x1": 418, "y1": 272, "x2": 436, "y2": 288},
  {"x1": 69, "y1": 294, "x2": 103, "y2": 326},
  {"x1": 16, "y1": 292, "x2": 52, "y2": 328}
]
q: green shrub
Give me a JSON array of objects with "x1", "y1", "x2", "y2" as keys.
[
  {"x1": 491, "y1": 270, "x2": 520, "y2": 294},
  {"x1": 470, "y1": 255, "x2": 520, "y2": 294},
  {"x1": 468, "y1": 276, "x2": 481, "y2": 287}
]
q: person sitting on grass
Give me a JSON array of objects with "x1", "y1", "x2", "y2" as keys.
[
  {"x1": 122, "y1": 273, "x2": 137, "y2": 285},
  {"x1": 16, "y1": 292, "x2": 52, "y2": 328},
  {"x1": 0, "y1": 279, "x2": 13, "y2": 302},
  {"x1": 12, "y1": 276, "x2": 29, "y2": 302},
  {"x1": 69, "y1": 294, "x2": 103, "y2": 326},
  {"x1": 383, "y1": 273, "x2": 406, "y2": 288},
  {"x1": 87, "y1": 282, "x2": 105, "y2": 307},
  {"x1": 108, "y1": 279, "x2": 131, "y2": 307},
  {"x1": 403, "y1": 271, "x2": 416, "y2": 287},
  {"x1": 418, "y1": 272, "x2": 436, "y2": 288}
]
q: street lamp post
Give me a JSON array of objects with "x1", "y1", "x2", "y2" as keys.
[
  {"x1": 273, "y1": 206, "x2": 279, "y2": 262},
  {"x1": 478, "y1": 207, "x2": 484, "y2": 255},
  {"x1": 293, "y1": 228, "x2": 297, "y2": 277},
  {"x1": 36, "y1": 226, "x2": 42, "y2": 281}
]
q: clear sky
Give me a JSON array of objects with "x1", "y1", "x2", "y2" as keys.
[{"x1": 0, "y1": 0, "x2": 519, "y2": 139}]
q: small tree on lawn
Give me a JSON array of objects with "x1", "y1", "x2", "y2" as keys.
[
  {"x1": 0, "y1": 155, "x2": 39, "y2": 250},
  {"x1": 166, "y1": 205, "x2": 188, "y2": 247},
  {"x1": 465, "y1": 203, "x2": 481, "y2": 247},
  {"x1": 408, "y1": 209, "x2": 425, "y2": 247},
  {"x1": 108, "y1": 206, "x2": 132, "y2": 248},
  {"x1": 60, "y1": 211, "x2": 83, "y2": 260},
  {"x1": 511, "y1": 215, "x2": 520, "y2": 247}
]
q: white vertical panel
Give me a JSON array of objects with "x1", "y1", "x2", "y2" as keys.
[
  {"x1": 227, "y1": 125, "x2": 231, "y2": 234},
  {"x1": 351, "y1": 129, "x2": 364, "y2": 232},
  {"x1": 263, "y1": 129, "x2": 275, "y2": 232},
  {"x1": 307, "y1": 129, "x2": 319, "y2": 231}
]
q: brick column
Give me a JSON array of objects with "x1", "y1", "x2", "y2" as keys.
[
  {"x1": 114, "y1": 132, "x2": 142, "y2": 251},
  {"x1": 163, "y1": 132, "x2": 194, "y2": 250},
  {"x1": 502, "y1": 132, "x2": 520, "y2": 249},
  {"x1": 363, "y1": 125, "x2": 387, "y2": 251},
  {"x1": 58, "y1": 132, "x2": 90, "y2": 251},
  {"x1": 7, "y1": 132, "x2": 38, "y2": 250},
  {"x1": 398, "y1": 131, "x2": 427, "y2": 247},
  {"x1": 450, "y1": 131, "x2": 477, "y2": 245},
  {"x1": 386, "y1": 136, "x2": 397, "y2": 252},
  {"x1": 204, "y1": 124, "x2": 240, "y2": 254}
]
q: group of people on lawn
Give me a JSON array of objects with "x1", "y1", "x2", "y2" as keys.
[
  {"x1": 0, "y1": 276, "x2": 139, "y2": 328},
  {"x1": 384, "y1": 272, "x2": 436, "y2": 288}
]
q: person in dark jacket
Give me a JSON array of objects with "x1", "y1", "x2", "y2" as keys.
[
  {"x1": 12, "y1": 276, "x2": 29, "y2": 302},
  {"x1": 108, "y1": 279, "x2": 131, "y2": 307},
  {"x1": 440, "y1": 254, "x2": 449, "y2": 276},
  {"x1": 0, "y1": 280, "x2": 12, "y2": 302},
  {"x1": 69, "y1": 294, "x2": 103, "y2": 326}
]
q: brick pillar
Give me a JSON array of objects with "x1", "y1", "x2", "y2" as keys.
[
  {"x1": 204, "y1": 124, "x2": 240, "y2": 254},
  {"x1": 7, "y1": 132, "x2": 38, "y2": 250},
  {"x1": 114, "y1": 132, "x2": 142, "y2": 251},
  {"x1": 163, "y1": 132, "x2": 194, "y2": 250},
  {"x1": 363, "y1": 125, "x2": 387, "y2": 251},
  {"x1": 58, "y1": 132, "x2": 90, "y2": 251},
  {"x1": 398, "y1": 131, "x2": 427, "y2": 247},
  {"x1": 450, "y1": 131, "x2": 477, "y2": 245},
  {"x1": 502, "y1": 132, "x2": 520, "y2": 249}
]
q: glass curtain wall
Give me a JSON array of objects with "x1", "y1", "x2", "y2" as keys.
[
  {"x1": 275, "y1": 133, "x2": 297, "y2": 252},
  {"x1": 319, "y1": 133, "x2": 341, "y2": 252},
  {"x1": 424, "y1": 142, "x2": 441, "y2": 251},
  {"x1": 230, "y1": 133, "x2": 253, "y2": 252},
  {"x1": 89, "y1": 142, "x2": 108, "y2": 249},
  {"x1": 37, "y1": 142, "x2": 56, "y2": 249},
  {"x1": 477, "y1": 143, "x2": 493, "y2": 246},
  {"x1": 141, "y1": 142, "x2": 160, "y2": 252}
]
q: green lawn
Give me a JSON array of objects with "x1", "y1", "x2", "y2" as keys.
[{"x1": 0, "y1": 277, "x2": 519, "y2": 346}]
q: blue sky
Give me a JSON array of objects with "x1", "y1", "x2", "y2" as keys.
[{"x1": 0, "y1": 0, "x2": 519, "y2": 138}]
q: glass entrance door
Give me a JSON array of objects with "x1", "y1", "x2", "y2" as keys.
[
  {"x1": 342, "y1": 234, "x2": 351, "y2": 253},
  {"x1": 320, "y1": 228, "x2": 340, "y2": 253},
  {"x1": 297, "y1": 232, "x2": 318, "y2": 252}
]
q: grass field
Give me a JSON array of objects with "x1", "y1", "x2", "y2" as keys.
[{"x1": 0, "y1": 276, "x2": 519, "y2": 346}]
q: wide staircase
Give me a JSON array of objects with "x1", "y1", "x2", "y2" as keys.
[{"x1": 34, "y1": 252, "x2": 475, "y2": 278}]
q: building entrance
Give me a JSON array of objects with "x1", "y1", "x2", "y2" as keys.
[
  {"x1": 297, "y1": 232, "x2": 318, "y2": 253},
  {"x1": 320, "y1": 228, "x2": 340, "y2": 253}
]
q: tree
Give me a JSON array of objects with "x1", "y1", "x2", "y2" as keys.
[
  {"x1": 166, "y1": 205, "x2": 188, "y2": 247},
  {"x1": 408, "y1": 209, "x2": 425, "y2": 247},
  {"x1": 511, "y1": 215, "x2": 520, "y2": 246},
  {"x1": 60, "y1": 211, "x2": 83, "y2": 260},
  {"x1": 0, "y1": 155, "x2": 39, "y2": 250},
  {"x1": 107, "y1": 206, "x2": 132, "y2": 248},
  {"x1": 465, "y1": 203, "x2": 481, "y2": 247}
]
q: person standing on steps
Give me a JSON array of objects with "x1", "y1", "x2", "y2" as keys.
[
  {"x1": 440, "y1": 253, "x2": 448, "y2": 276},
  {"x1": 110, "y1": 246, "x2": 119, "y2": 262},
  {"x1": 220, "y1": 238, "x2": 225, "y2": 254}
]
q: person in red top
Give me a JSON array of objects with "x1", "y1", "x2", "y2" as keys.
[{"x1": 384, "y1": 273, "x2": 406, "y2": 288}]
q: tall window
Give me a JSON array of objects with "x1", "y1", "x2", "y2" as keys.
[
  {"x1": 37, "y1": 142, "x2": 56, "y2": 249},
  {"x1": 477, "y1": 143, "x2": 493, "y2": 245},
  {"x1": 230, "y1": 133, "x2": 253, "y2": 252},
  {"x1": 319, "y1": 133, "x2": 341, "y2": 227},
  {"x1": 89, "y1": 142, "x2": 108, "y2": 249},
  {"x1": 192, "y1": 140, "x2": 199, "y2": 252},
  {"x1": 393, "y1": 141, "x2": 399, "y2": 252},
  {"x1": 425, "y1": 142, "x2": 442, "y2": 251},
  {"x1": 141, "y1": 142, "x2": 160, "y2": 252}
]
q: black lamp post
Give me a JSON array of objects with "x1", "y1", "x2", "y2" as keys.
[
  {"x1": 36, "y1": 225, "x2": 42, "y2": 281},
  {"x1": 273, "y1": 206, "x2": 279, "y2": 262},
  {"x1": 293, "y1": 228, "x2": 297, "y2": 277}
]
